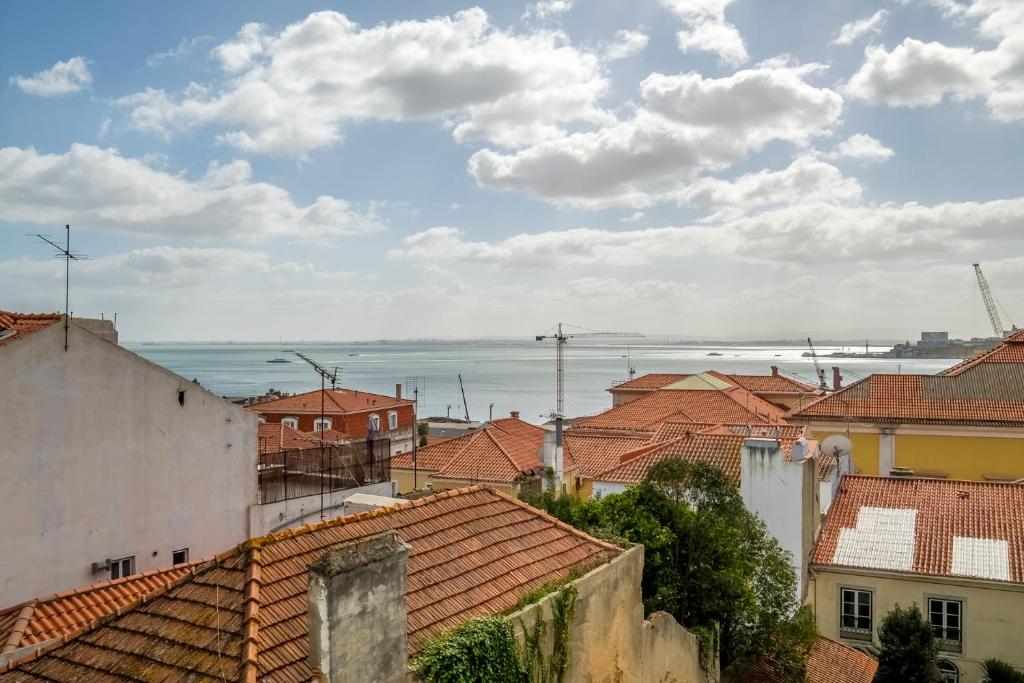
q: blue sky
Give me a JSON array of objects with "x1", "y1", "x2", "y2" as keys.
[{"x1": 1, "y1": 0, "x2": 1022, "y2": 340}]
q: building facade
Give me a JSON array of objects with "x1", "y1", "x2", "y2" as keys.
[{"x1": 0, "y1": 311, "x2": 258, "y2": 607}]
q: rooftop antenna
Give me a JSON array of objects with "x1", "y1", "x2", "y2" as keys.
[
  {"x1": 294, "y1": 352, "x2": 340, "y2": 520},
  {"x1": 33, "y1": 224, "x2": 87, "y2": 351}
]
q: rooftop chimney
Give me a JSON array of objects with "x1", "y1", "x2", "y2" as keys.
[
  {"x1": 395, "y1": 383, "x2": 402, "y2": 400},
  {"x1": 832, "y1": 367, "x2": 843, "y2": 391},
  {"x1": 771, "y1": 365, "x2": 779, "y2": 377},
  {"x1": 307, "y1": 531, "x2": 411, "y2": 683},
  {"x1": 541, "y1": 418, "x2": 565, "y2": 491},
  {"x1": 510, "y1": 410, "x2": 520, "y2": 419}
]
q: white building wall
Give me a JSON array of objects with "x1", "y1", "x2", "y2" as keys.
[
  {"x1": 592, "y1": 481, "x2": 628, "y2": 498},
  {"x1": 0, "y1": 320, "x2": 258, "y2": 607},
  {"x1": 250, "y1": 481, "x2": 397, "y2": 535}
]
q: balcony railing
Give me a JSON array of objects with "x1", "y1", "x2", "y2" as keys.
[{"x1": 257, "y1": 438, "x2": 392, "y2": 505}]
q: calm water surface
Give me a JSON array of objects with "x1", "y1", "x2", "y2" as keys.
[{"x1": 127, "y1": 340, "x2": 956, "y2": 424}]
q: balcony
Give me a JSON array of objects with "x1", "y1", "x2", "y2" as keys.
[{"x1": 257, "y1": 437, "x2": 392, "y2": 505}]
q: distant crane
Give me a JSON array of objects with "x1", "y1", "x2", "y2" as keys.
[
  {"x1": 458, "y1": 374, "x2": 471, "y2": 422},
  {"x1": 973, "y1": 263, "x2": 1016, "y2": 338},
  {"x1": 536, "y1": 323, "x2": 643, "y2": 418},
  {"x1": 806, "y1": 337, "x2": 828, "y2": 392}
]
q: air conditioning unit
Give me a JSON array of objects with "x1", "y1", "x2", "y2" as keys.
[{"x1": 91, "y1": 559, "x2": 111, "y2": 574}]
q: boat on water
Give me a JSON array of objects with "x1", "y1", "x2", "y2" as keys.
[
  {"x1": 706, "y1": 352, "x2": 723, "y2": 356},
  {"x1": 266, "y1": 358, "x2": 292, "y2": 364}
]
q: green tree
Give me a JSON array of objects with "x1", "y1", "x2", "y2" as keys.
[
  {"x1": 982, "y1": 659, "x2": 1024, "y2": 683},
  {"x1": 873, "y1": 604, "x2": 942, "y2": 683},
  {"x1": 521, "y1": 460, "x2": 810, "y2": 677}
]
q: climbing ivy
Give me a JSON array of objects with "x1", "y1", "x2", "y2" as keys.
[{"x1": 412, "y1": 585, "x2": 578, "y2": 683}]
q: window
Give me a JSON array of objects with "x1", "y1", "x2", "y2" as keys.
[
  {"x1": 929, "y1": 598, "x2": 962, "y2": 652},
  {"x1": 281, "y1": 417, "x2": 299, "y2": 429},
  {"x1": 110, "y1": 556, "x2": 134, "y2": 580},
  {"x1": 388, "y1": 411, "x2": 398, "y2": 430},
  {"x1": 840, "y1": 588, "x2": 872, "y2": 640},
  {"x1": 313, "y1": 417, "x2": 332, "y2": 431},
  {"x1": 172, "y1": 548, "x2": 189, "y2": 565},
  {"x1": 937, "y1": 660, "x2": 959, "y2": 683}
]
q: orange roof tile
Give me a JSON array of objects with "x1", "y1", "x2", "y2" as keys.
[
  {"x1": 940, "y1": 329, "x2": 1024, "y2": 375},
  {"x1": 248, "y1": 387, "x2": 413, "y2": 415},
  {"x1": 611, "y1": 371, "x2": 816, "y2": 395},
  {"x1": 257, "y1": 422, "x2": 322, "y2": 454},
  {"x1": 1, "y1": 487, "x2": 618, "y2": 681},
  {"x1": 301, "y1": 428, "x2": 352, "y2": 444},
  {"x1": 564, "y1": 429, "x2": 657, "y2": 478},
  {"x1": 593, "y1": 423, "x2": 810, "y2": 485},
  {"x1": 0, "y1": 311, "x2": 61, "y2": 347},
  {"x1": 577, "y1": 385, "x2": 787, "y2": 432},
  {"x1": 742, "y1": 636, "x2": 878, "y2": 683},
  {"x1": 811, "y1": 476, "x2": 1024, "y2": 583},
  {"x1": 0, "y1": 561, "x2": 203, "y2": 654},
  {"x1": 791, "y1": 369, "x2": 1024, "y2": 426}
]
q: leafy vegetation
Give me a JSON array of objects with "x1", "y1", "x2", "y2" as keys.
[
  {"x1": 521, "y1": 459, "x2": 814, "y2": 679},
  {"x1": 873, "y1": 604, "x2": 942, "y2": 683},
  {"x1": 983, "y1": 659, "x2": 1024, "y2": 683}
]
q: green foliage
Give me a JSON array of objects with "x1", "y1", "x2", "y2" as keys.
[
  {"x1": 412, "y1": 616, "x2": 525, "y2": 683},
  {"x1": 983, "y1": 659, "x2": 1024, "y2": 683},
  {"x1": 873, "y1": 604, "x2": 942, "y2": 683},
  {"x1": 420, "y1": 435, "x2": 428, "y2": 447},
  {"x1": 754, "y1": 605, "x2": 817, "y2": 682},
  {"x1": 418, "y1": 422, "x2": 429, "y2": 437},
  {"x1": 519, "y1": 585, "x2": 577, "y2": 683},
  {"x1": 519, "y1": 459, "x2": 806, "y2": 671}
]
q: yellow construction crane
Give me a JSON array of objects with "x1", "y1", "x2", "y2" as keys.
[{"x1": 536, "y1": 322, "x2": 643, "y2": 418}]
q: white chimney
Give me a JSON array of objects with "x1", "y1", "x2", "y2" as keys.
[
  {"x1": 540, "y1": 418, "x2": 565, "y2": 491},
  {"x1": 307, "y1": 531, "x2": 411, "y2": 683}
]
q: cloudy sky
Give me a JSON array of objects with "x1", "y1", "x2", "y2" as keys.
[{"x1": 1, "y1": 0, "x2": 1022, "y2": 341}]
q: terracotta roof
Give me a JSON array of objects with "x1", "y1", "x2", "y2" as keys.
[
  {"x1": 790, "y1": 369, "x2": 1024, "y2": 426},
  {"x1": 742, "y1": 636, "x2": 878, "y2": 683},
  {"x1": 0, "y1": 311, "x2": 61, "y2": 347},
  {"x1": 564, "y1": 429, "x2": 658, "y2": 478},
  {"x1": 940, "y1": 329, "x2": 1024, "y2": 375},
  {"x1": 811, "y1": 476, "x2": 1024, "y2": 583},
  {"x1": 576, "y1": 384, "x2": 787, "y2": 432},
  {"x1": 257, "y1": 422, "x2": 322, "y2": 454},
  {"x1": 1, "y1": 487, "x2": 618, "y2": 681},
  {"x1": 0, "y1": 562, "x2": 203, "y2": 655},
  {"x1": 392, "y1": 418, "x2": 552, "y2": 485},
  {"x1": 611, "y1": 371, "x2": 816, "y2": 395},
  {"x1": 593, "y1": 422, "x2": 810, "y2": 485},
  {"x1": 247, "y1": 387, "x2": 413, "y2": 415},
  {"x1": 301, "y1": 428, "x2": 352, "y2": 444}
]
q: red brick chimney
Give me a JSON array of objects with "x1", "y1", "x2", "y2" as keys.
[
  {"x1": 832, "y1": 367, "x2": 843, "y2": 391},
  {"x1": 771, "y1": 365, "x2": 779, "y2": 376},
  {"x1": 510, "y1": 411, "x2": 520, "y2": 419},
  {"x1": 395, "y1": 383, "x2": 402, "y2": 400}
]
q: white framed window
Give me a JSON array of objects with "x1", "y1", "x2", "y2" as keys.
[
  {"x1": 313, "y1": 417, "x2": 333, "y2": 431},
  {"x1": 840, "y1": 587, "x2": 873, "y2": 640},
  {"x1": 281, "y1": 417, "x2": 299, "y2": 429},
  {"x1": 929, "y1": 598, "x2": 962, "y2": 652},
  {"x1": 257, "y1": 416, "x2": 267, "y2": 424},
  {"x1": 172, "y1": 548, "x2": 189, "y2": 565},
  {"x1": 388, "y1": 411, "x2": 398, "y2": 430},
  {"x1": 111, "y1": 556, "x2": 134, "y2": 580},
  {"x1": 937, "y1": 660, "x2": 959, "y2": 683}
]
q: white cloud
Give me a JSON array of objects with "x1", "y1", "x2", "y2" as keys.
[
  {"x1": 118, "y1": 8, "x2": 611, "y2": 155},
  {"x1": 10, "y1": 57, "x2": 92, "y2": 97},
  {"x1": 663, "y1": 0, "x2": 749, "y2": 66},
  {"x1": 846, "y1": 1, "x2": 1024, "y2": 121},
  {"x1": 826, "y1": 133, "x2": 895, "y2": 162},
  {"x1": 833, "y1": 10, "x2": 889, "y2": 46},
  {"x1": 470, "y1": 63, "x2": 844, "y2": 207},
  {"x1": 0, "y1": 144, "x2": 384, "y2": 239},
  {"x1": 522, "y1": 0, "x2": 573, "y2": 23},
  {"x1": 146, "y1": 36, "x2": 211, "y2": 67},
  {"x1": 601, "y1": 30, "x2": 650, "y2": 61}
]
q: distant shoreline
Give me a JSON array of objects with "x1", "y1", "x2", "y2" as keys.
[{"x1": 122, "y1": 338, "x2": 906, "y2": 347}]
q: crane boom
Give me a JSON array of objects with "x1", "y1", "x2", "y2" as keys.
[
  {"x1": 806, "y1": 337, "x2": 827, "y2": 392},
  {"x1": 458, "y1": 373, "x2": 470, "y2": 422},
  {"x1": 973, "y1": 263, "x2": 1006, "y2": 338},
  {"x1": 536, "y1": 322, "x2": 643, "y2": 417}
]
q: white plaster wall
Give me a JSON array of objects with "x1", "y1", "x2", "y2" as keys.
[
  {"x1": 0, "y1": 321, "x2": 258, "y2": 607},
  {"x1": 592, "y1": 481, "x2": 628, "y2": 498},
  {"x1": 879, "y1": 430, "x2": 895, "y2": 475},
  {"x1": 251, "y1": 481, "x2": 397, "y2": 535},
  {"x1": 740, "y1": 444, "x2": 811, "y2": 599}
]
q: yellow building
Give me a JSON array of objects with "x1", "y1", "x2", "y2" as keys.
[
  {"x1": 790, "y1": 330, "x2": 1024, "y2": 480},
  {"x1": 809, "y1": 475, "x2": 1024, "y2": 683},
  {"x1": 390, "y1": 415, "x2": 578, "y2": 497}
]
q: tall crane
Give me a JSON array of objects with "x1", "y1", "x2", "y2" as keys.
[
  {"x1": 973, "y1": 263, "x2": 1015, "y2": 338},
  {"x1": 536, "y1": 323, "x2": 643, "y2": 418},
  {"x1": 806, "y1": 337, "x2": 828, "y2": 392}
]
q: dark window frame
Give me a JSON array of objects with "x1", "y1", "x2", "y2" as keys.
[
  {"x1": 839, "y1": 586, "x2": 873, "y2": 641},
  {"x1": 928, "y1": 596, "x2": 964, "y2": 653},
  {"x1": 172, "y1": 548, "x2": 189, "y2": 565}
]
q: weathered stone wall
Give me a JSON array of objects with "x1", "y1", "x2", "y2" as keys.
[{"x1": 505, "y1": 545, "x2": 718, "y2": 683}]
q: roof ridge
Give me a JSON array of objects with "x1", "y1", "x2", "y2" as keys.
[
  {"x1": 240, "y1": 546, "x2": 263, "y2": 683},
  {"x1": 1, "y1": 558, "x2": 218, "y2": 672},
  {"x1": 1, "y1": 603, "x2": 36, "y2": 654},
  {"x1": 483, "y1": 426, "x2": 535, "y2": 475},
  {"x1": 592, "y1": 436, "x2": 688, "y2": 479},
  {"x1": 487, "y1": 488, "x2": 620, "y2": 553},
  {"x1": 432, "y1": 430, "x2": 488, "y2": 477}
]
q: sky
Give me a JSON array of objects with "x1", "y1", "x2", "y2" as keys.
[{"x1": 1, "y1": 0, "x2": 1022, "y2": 341}]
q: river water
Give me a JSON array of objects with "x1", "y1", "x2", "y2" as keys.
[{"x1": 128, "y1": 340, "x2": 955, "y2": 424}]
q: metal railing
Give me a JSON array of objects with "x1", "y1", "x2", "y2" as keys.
[{"x1": 257, "y1": 438, "x2": 392, "y2": 504}]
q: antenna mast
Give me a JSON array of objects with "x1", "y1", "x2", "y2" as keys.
[
  {"x1": 294, "y1": 352, "x2": 339, "y2": 389},
  {"x1": 33, "y1": 224, "x2": 87, "y2": 352}
]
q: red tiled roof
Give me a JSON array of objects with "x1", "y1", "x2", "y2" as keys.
[
  {"x1": 392, "y1": 418, "x2": 551, "y2": 485},
  {"x1": 611, "y1": 373, "x2": 688, "y2": 390},
  {"x1": 257, "y1": 422, "x2": 322, "y2": 454},
  {"x1": 1, "y1": 487, "x2": 618, "y2": 681},
  {"x1": 940, "y1": 329, "x2": 1024, "y2": 375},
  {"x1": 791, "y1": 370, "x2": 1024, "y2": 426},
  {"x1": 301, "y1": 428, "x2": 352, "y2": 444},
  {"x1": 811, "y1": 476, "x2": 1024, "y2": 583},
  {"x1": 593, "y1": 422, "x2": 810, "y2": 485},
  {"x1": 742, "y1": 636, "x2": 878, "y2": 683},
  {"x1": 248, "y1": 387, "x2": 413, "y2": 415},
  {"x1": 577, "y1": 385, "x2": 787, "y2": 432},
  {"x1": 0, "y1": 562, "x2": 202, "y2": 654},
  {"x1": 611, "y1": 371, "x2": 816, "y2": 395},
  {"x1": 0, "y1": 311, "x2": 61, "y2": 347},
  {"x1": 564, "y1": 429, "x2": 657, "y2": 478}
]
